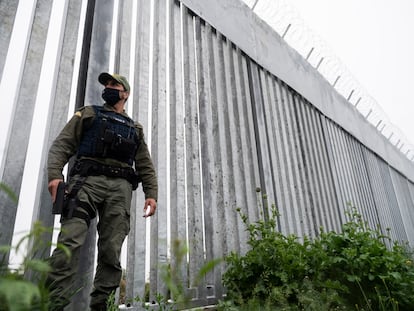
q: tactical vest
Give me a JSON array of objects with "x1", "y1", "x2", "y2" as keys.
[{"x1": 77, "y1": 106, "x2": 139, "y2": 166}]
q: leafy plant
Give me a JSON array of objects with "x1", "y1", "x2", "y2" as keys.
[
  {"x1": 0, "y1": 222, "x2": 70, "y2": 311},
  {"x1": 106, "y1": 291, "x2": 119, "y2": 311},
  {"x1": 0, "y1": 182, "x2": 18, "y2": 204},
  {"x1": 220, "y1": 204, "x2": 414, "y2": 311}
]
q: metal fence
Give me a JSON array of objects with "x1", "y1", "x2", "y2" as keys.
[
  {"x1": 241, "y1": 0, "x2": 414, "y2": 161},
  {"x1": 1, "y1": 0, "x2": 414, "y2": 309}
]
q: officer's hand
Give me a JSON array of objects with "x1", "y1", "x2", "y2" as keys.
[
  {"x1": 143, "y1": 198, "x2": 157, "y2": 218},
  {"x1": 48, "y1": 179, "x2": 63, "y2": 203}
]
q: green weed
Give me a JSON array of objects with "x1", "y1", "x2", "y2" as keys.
[
  {"x1": 0, "y1": 222, "x2": 71, "y2": 311},
  {"x1": 220, "y1": 203, "x2": 414, "y2": 311}
]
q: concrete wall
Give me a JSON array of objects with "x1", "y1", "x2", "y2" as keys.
[{"x1": 0, "y1": 0, "x2": 413, "y2": 309}]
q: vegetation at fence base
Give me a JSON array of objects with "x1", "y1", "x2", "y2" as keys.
[
  {"x1": 0, "y1": 183, "x2": 76, "y2": 311},
  {"x1": 0, "y1": 222, "x2": 71, "y2": 311},
  {"x1": 0, "y1": 183, "x2": 47, "y2": 311},
  {"x1": 219, "y1": 206, "x2": 414, "y2": 311},
  {"x1": 113, "y1": 239, "x2": 222, "y2": 310}
]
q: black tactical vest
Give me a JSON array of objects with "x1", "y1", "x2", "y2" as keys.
[{"x1": 77, "y1": 106, "x2": 139, "y2": 165}]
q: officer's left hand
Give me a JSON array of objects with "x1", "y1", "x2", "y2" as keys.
[{"x1": 143, "y1": 198, "x2": 157, "y2": 218}]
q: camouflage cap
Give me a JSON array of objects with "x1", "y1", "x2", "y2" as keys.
[{"x1": 98, "y1": 72, "x2": 130, "y2": 92}]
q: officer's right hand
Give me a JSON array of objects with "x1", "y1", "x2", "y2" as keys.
[
  {"x1": 48, "y1": 179, "x2": 64, "y2": 203},
  {"x1": 143, "y1": 198, "x2": 157, "y2": 218}
]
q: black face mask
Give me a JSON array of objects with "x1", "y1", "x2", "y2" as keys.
[{"x1": 102, "y1": 88, "x2": 121, "y2": 105}]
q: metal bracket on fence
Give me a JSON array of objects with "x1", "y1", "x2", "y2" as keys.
[
  {"x1": 282, "y1": 23, "x2": 291, "y2": 39},
  {"x1": 332, "y1": 75, "x2": 341, "y2": 88},
  {"x1": 354, "y1": 97, "x2": 362, "y2": 108},
  {"x1": 316, "y1": 57, "x2": 324, "y2": 70},
  {"x1": 375, "y1": 120, "x2": 382, "y2": 129},
  {"x1": 252, "y1": 0, "x2": 259, "y2": 10},
  {"x1": 306, "y1": 47, "x2": 314, "y2": 60},
  {"x1": 347, "y1": 89, "x2": 354, "y2": 101}
]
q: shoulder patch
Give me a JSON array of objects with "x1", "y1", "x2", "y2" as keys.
[{"x1": 75, "y1": 111, "x2": 82, "y2": 117}]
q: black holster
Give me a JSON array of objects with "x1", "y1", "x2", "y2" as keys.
[
  {"x1": 52, "y1": 181, "x2": 67, "y2": 215},
  {"x1": 60, "y1": 197, "x2": 92, "y2": 227},
  {"x1": 51, "y1": 181, "x2": 82, "y2": 217},
  {"x1": 58, "y1": 176, "x2": 93, "y2": 226}
]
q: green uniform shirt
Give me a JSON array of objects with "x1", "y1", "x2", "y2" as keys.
[{"x1": 47, "y1": 104, "x2": 158, "y2": 200}]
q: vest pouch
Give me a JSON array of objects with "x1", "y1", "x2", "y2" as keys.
[
  {"x1": 103, "y1": 129, "x2": 115, "y2": 143},
  {"x1": 97, "y1": 129, "x2": 116, "y2": 156},
  {"x1": 77, "y1": 106, "x2": 138, "y2": 165},
  {"x1": 108, "y1": 135, "x2": 137, "y2": 162}
]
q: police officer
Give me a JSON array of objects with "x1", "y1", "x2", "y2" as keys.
[{"x1": 46, "y1": 73, "x2": 157, "y2": 311}]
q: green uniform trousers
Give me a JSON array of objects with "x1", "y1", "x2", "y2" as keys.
[{"x1": 47, "y1": 174, "x2": 132, "y2": 310}]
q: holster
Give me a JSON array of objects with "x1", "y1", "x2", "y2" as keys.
[
  {"x1": 55, "y1": 176, "x2": 93, "y2": 227},
  {"x1": 52, "y1": 182, "x2": 67, "y2": 214},
  {"x1": 62, "y1": 197, "x2": 77, "y2": 219}
]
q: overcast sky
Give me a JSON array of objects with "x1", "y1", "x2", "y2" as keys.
[{"x1": 287, "y1": 0, "x2": 414, "y2": 146}]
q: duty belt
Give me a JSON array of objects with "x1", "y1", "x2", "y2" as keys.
[{"x1": 70, "y1": 159, "x2": 141, "y2": 190}]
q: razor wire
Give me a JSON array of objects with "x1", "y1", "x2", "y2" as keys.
[{"x1": 241, "y1": 0, "x2": 414, "y2": 161}]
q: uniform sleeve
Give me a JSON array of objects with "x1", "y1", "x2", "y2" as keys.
[
  {"x1": 134, "y1": 124, "x2": 158, "y2": 201},
  {"x1": 47, "y1": 107, "x2": 94, "y2": 182}
]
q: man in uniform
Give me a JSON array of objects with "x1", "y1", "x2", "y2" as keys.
[{"x1": 46, "y1": 73, "x2": 158, "y2": 311}]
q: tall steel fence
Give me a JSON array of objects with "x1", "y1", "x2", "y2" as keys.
[
  {"x1": 241, "y1": 0, "x2": 414, "y2": 160},
  {"x1": 1, "y1": 0, "x2": 414, "y2": 309}
]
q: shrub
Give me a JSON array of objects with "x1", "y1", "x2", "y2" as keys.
[
  {"x1": 0, "y1": 222, "x2": 70, "y2": 311},
  {"x1": 1, "y1": 224, "x2": 47, "y2": 311},
  {"x1": 220, "y1": 206, "x2": 414, "y2": 311}
]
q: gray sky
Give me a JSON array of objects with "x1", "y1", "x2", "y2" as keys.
[{"x1": 288, "y1": 0, "x2": 414, "y2": 146}]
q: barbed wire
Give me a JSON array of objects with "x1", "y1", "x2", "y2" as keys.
[{"x1": 241, "y1": 0, "x2": 414, "y2": 161}]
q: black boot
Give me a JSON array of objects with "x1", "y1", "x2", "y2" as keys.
[{"x1": 90, "y1": 302, "x2": 107, "y2": 311}]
